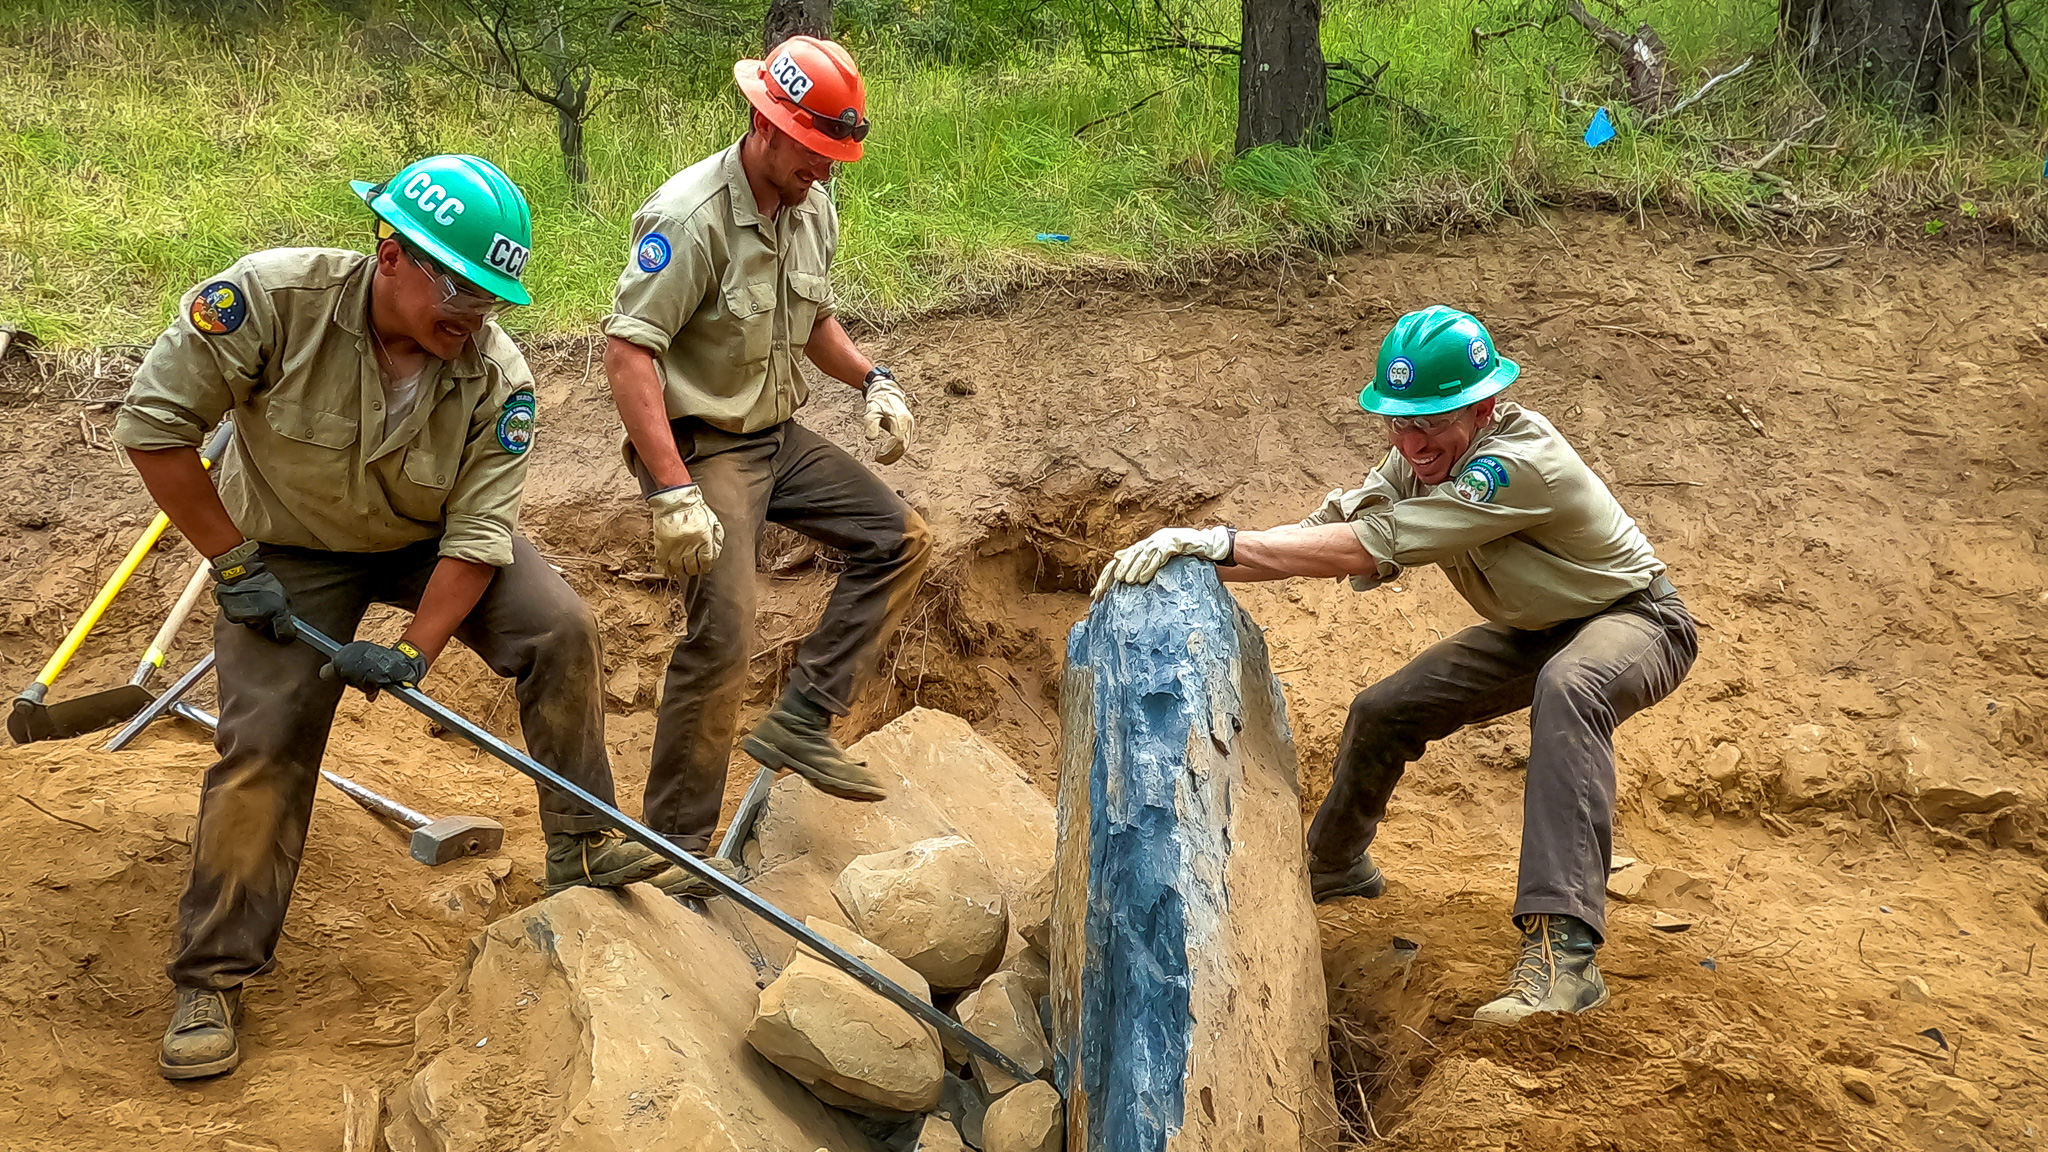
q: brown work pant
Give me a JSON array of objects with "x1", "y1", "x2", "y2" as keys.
[
  {"x1": 168, "y1": 536, "x2": 616, "y2": 990},
  {"x1": 633, "y1": 419, "x2": 931, "y2": 850},
  {"x1": 1305, "y1": 584, "x2": 1697, "y2": 941}
]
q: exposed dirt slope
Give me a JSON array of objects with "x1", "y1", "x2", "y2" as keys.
[{"x1": 2, "y1": 214, "x2": 2046, "y2": 1150}]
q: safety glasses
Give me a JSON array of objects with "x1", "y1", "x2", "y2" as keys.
[
  {"x1": 1383, "y1": 411, "x2": 1466, "y2": 435},
  {"x1": 405, "y1": 248, "x2": 511, "y2": 319},
  {"x1": 776, "y1": 91, "x2": 870, "y2": 142}
]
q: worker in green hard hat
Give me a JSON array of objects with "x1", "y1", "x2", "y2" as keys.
[
  {"x1": 1092, "y1": 305, "x2": 1697, "y2": 1026},
  {"x1": 114, "y1": 155, "x2": 665, "y2": 1082}
]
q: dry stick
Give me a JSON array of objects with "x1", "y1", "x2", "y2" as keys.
[
  {"x1": 1469, "y1": 17, "x2": 1551, "y2": 52},
  {"x1": 1072, "y1": 77, "x2": 1192, "y2": 138},
  {"x1": 14, "y1": 793, "x2": 99, "y2": 832},
  {"x1": 1643, "y1": 55, "x2": 1758, "y2": 126},
  {"x1": 1745, "y1": 112, "x2": 1829, "y2": 172},
  {"x1": 977, "y1": 664, "x2": 1055, "y2": 737},
  {"x1": 1723, "y1": 393, "x2": 1767, "y2": 437}
]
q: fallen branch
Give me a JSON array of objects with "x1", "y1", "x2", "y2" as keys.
[
  {"x1": 1074, "y1": 77, "x2": 1193, "y2": 137},
  {"x1": 1565, "y1": 0, "x2": 1669, "y2": 111},
  {"x1": 1643, "y1": 55, "x2": 1758, "y2": 126},
  {"x1": 1744, "y1": 111, "x2": 1828, "y2": 171},
  {"x1": 1469, "y1": 16, "x2": 1554, "y2": 53}
]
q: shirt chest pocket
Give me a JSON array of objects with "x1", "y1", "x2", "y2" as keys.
[
  {"x1": 787, "y1": 271, "x2": 830, "y2": 348},
  {"x1": 265, "y1": 399, "x2": 357, "y2": 451},
  {"x1": 721, "y1": 279, "x2": 776, "y2": 369},
  {"x1": 389, "y1": 443, "x2": 456, "y2": 523}
]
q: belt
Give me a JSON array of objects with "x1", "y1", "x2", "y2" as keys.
[{"x1": 1646, "y1": 574, "x2": 1677, "y2": 599}]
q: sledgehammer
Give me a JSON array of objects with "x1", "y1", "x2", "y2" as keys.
[{"x1": 280, "y1": 616, "x2": 1041, "y2": 1087}]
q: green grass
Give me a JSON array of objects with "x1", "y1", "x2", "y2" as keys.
[{"x1": 3, "y1": 0, "x2": 2047, "y2": 347}]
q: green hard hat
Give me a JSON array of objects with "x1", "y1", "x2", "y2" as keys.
[
  {"x1": 1359, "y1": 305, "x2": 1519, "y2": 416},
  {"x1": 352, "y1": 155, "x2": 533, "y2": 306}
]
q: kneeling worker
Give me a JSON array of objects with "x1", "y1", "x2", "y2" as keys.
[
  {"x1": 1093, "y1": 306, "x2": 1696, "y2": 1024},
  {"x1": 116, "y1": 156, "x2": 665, "y2": 1081}
]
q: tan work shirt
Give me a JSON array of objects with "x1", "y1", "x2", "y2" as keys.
[
  {"x1": 113, "y1": 248, "x2": 537, "y2": 568},
  {"x1": 602, "y1": 140, "x2": 838, "y2": 434},
  {"x1": 1299, "y1": 402, "x2": 1664, "y2": 630}
]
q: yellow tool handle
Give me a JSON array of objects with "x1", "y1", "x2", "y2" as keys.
[{"x1": 20, "y1": 421, "x2": 235, "y2": 701}]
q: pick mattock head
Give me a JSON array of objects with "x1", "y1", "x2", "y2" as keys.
[{"x1": 409, "y1": 814, "x2": 506, "y2": 866}]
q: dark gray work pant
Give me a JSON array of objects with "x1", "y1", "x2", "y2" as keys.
[
  {"x1": 633, "y1": 419, "x2": 931, "y2": 851},
  {"x1": 168, "y1": 536, "x2": 617, "y2": 990},
  {"x1": 1305, "y1": 583, "x2": 1697, "y2": 940}
]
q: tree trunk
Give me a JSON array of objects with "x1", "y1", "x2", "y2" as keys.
[
  {"x1": 1235, "y1": 0, "x2": 1328, "y2": 153},
  {"x1": 763, "y1": 0, "x2": 832, "y2": 53},
  {"x1": 1781, "y1": 0, "x2": 1977, "y2": 113},
  {"x1": 537, "y1": 1, "x2": 590, "y2": 193}
]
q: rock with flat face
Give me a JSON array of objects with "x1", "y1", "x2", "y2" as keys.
[
  {"x1": 982, "y1": 1080, "x2": 1064, "y2": 1152},
  {"x1": 833, "y1": 836, "x2": 1010, "y2": 992},
  {"x1": 1054, "y1": 561, "x2": 1339, "y2": 1152},
  {"x1": 951, "y1": 970, "x2": 1054, "y2": 1093},
  {"x1": 747, "y1": 947, "x2": 945, "y2": 1114},
  {"x1": 383, "y1": 885, "x2": 878, "y2": 1152}
]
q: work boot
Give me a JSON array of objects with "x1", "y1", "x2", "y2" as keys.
[
  {"x1": 159, "y1": 986, "x2": 241, "y2": 1081},
  {"x1": 651, "y1": 855, "x2": 744, "y2": 901},
  {"x1": 1309, "y1": 850, "x2": 1386, "y2": 904},
  {"x1": 544, "y1": 829, "x2": 669, "y2": 892},
  {"x1": 742, "y1": 684, "x2": 888, "y2": 802},
  {"x1": 1473, "y1": 913, "x2": 1609, "y2": 1025}
]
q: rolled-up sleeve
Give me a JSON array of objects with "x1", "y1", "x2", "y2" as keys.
[
  {"x1": 1348, "y1": 454, "x2": 1556, "y2": 570},
  {"x1": 114, "y1": 267, "x2": 271, "y2": 452},
  {"x1": 601, "y1": 211, "x2": 712, "y2": 356},
  {"x1": 439, "y1": 346, "x2": 534, "y2": 567}
]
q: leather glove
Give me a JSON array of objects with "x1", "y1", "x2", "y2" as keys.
[
  {"x1": 862, "y1": 373, "x2": 914, "y2": 465},
  {"x1": 210, "y1": 540, "x2": 297, "y2": 642},
  {"x1": 1091, "y1": 526, "x2": 1236, "y2": 600},
  {"x1": 649, "y1": 483, "x2": 724, "y2": 576},
  {"x1": 321, "y1": 639, "x2": 428, "y2": 701}
]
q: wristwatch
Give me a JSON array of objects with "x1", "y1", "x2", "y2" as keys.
[{"x1": 863, "y1": 365, "x2": 896, "y2": 390}]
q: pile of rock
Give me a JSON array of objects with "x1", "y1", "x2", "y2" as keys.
[{"x1": 381, "y1": 708, "x2": 1065, "y2": 1152}]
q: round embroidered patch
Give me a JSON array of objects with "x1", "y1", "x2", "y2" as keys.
[
  {"x1": 636, "y1": 232, "x2": 671, "y2": 273},
  {"x1": 1468, "y1": 337, "x2": 1490, "y2": 368},
  {"x1": 1452, "y1": 455, "x2": 1510, "y2": 504},
  {"x1": 190, "y1": 280, "x2": 247, "y2": 335},
  {"x1": 497, "y1": 389, "x2": 536, "y2": 454},
  {"x1": 1385, "y1": 356, "x2": 1415, "y2": 391}
]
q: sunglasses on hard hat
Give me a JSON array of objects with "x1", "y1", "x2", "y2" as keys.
[{"x1": 774, "y1": 90, "x2": 870, "y2": 142}]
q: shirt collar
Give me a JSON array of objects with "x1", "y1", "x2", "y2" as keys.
[{"x1": 723, "y1": 140, "x2": 771, "y2": 230}]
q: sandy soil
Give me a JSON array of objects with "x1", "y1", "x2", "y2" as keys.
[{"x1": 2, "y1": 214, "x2": 2046, "y2": 1151}]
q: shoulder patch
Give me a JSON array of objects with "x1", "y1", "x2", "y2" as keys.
[
  {"x1": 189, "y1": 280, "x2": 247, "y2": 335},
  {"x1": 636, "y1": 232, "x2": 671, "y2": 273},
  {"x1": 496, "y1": 389, "x2": 536, "y2": 455},
  {"x1": 1452, "y1": 455, "x2": 1510, "y2": 504}
]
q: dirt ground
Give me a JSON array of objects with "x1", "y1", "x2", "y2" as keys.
[{"x1": 2, "y1": 213, "x2": 2047, "y2": 1151}]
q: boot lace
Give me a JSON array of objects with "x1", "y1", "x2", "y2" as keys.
[
  {"x1": 175, "y1": 991, "x2": 229, "y2": 1033},
  {"x1": 1501, "y1": 916, "x2": 1559, "y2": 1004}
]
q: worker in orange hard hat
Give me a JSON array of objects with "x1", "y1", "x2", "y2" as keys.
[{"x1": 602, "y1": 36, "x2": 925, "y2": 899}]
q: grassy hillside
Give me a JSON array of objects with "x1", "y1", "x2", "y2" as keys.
[{"x1": 3, "y1": 0, "x2": 2045, "y2": 347}]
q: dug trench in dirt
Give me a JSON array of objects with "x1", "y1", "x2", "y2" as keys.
[
  {"x1": 2, "y1": 218, "x2": 2047, "y2": 1151},
  {"x1": 1095, "y1": 303, "x2": 1697, "y2": 1028}
]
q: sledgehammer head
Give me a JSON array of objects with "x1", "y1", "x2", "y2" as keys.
[{"x1": 409, "y1": 814, "x2": 505, "y2": 865}]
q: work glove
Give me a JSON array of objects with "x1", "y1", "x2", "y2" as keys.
[
  {"x1": 321, "y1": 639, "x2": 428, "y2": 702},
  {"x1": 210, "y1": 540, "x2": 297, "y2": 643},
  {"x1": 862, "y1": 373, "x2": 914, "y2": 465},
  {"x1": 1091, "y1": 526, "x2": 1236, "y2": 600},
  {"x1": 649, "y1": 483, "x2": 724, "y2": 577}
]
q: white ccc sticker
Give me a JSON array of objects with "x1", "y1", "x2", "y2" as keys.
[{"x1": 769, "y1": 51, "x2": 814, "y2": 102}]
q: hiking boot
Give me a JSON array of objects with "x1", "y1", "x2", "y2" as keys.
[
  {"x1": 159, "y1": 986, "x2": 241, "y2": 1081},
  {"x1": 1309, "y1": 850, "x2": 1386, "y2": 904},
  {"x1": 651, "y1": 855, "x2": 744, "y2": 901},
  {"x1": 742, "y1": 684, "x2": 888, "y2": 802},
  {"x1": 1473, "y1": 913, "x2": 1609, "y2": 1025},
  {"x1": 544, "y1": 829, "x2": 670, "y2": 893}
]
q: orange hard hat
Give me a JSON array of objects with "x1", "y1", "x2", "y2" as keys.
[{"x1": 735, "y1": 37, "x2": 869, "y2": 163}]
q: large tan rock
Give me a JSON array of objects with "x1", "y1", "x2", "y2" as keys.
[
  {"x1": 383, "y1": 885, "x2": 877, "y2": 1152},
  {"x1": 833, "y1": 836, "x2": 1009, "y2": 992},
  {"x1": 1890, "y1": 725, "x2": 2022, "y2": 821},
  {"x1": 982, "y1": 1080, "x2": 1064, "y2": 1152},
  {"x1": 745, "y1": 709, "x2": 1054, "y2": 968},
  {"x1": 747, "y1": 936, "x2": 945, "y2": 1114},
  {"x1": 951, "y1": 970, "x2": 1054, "y2": 1093}
]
